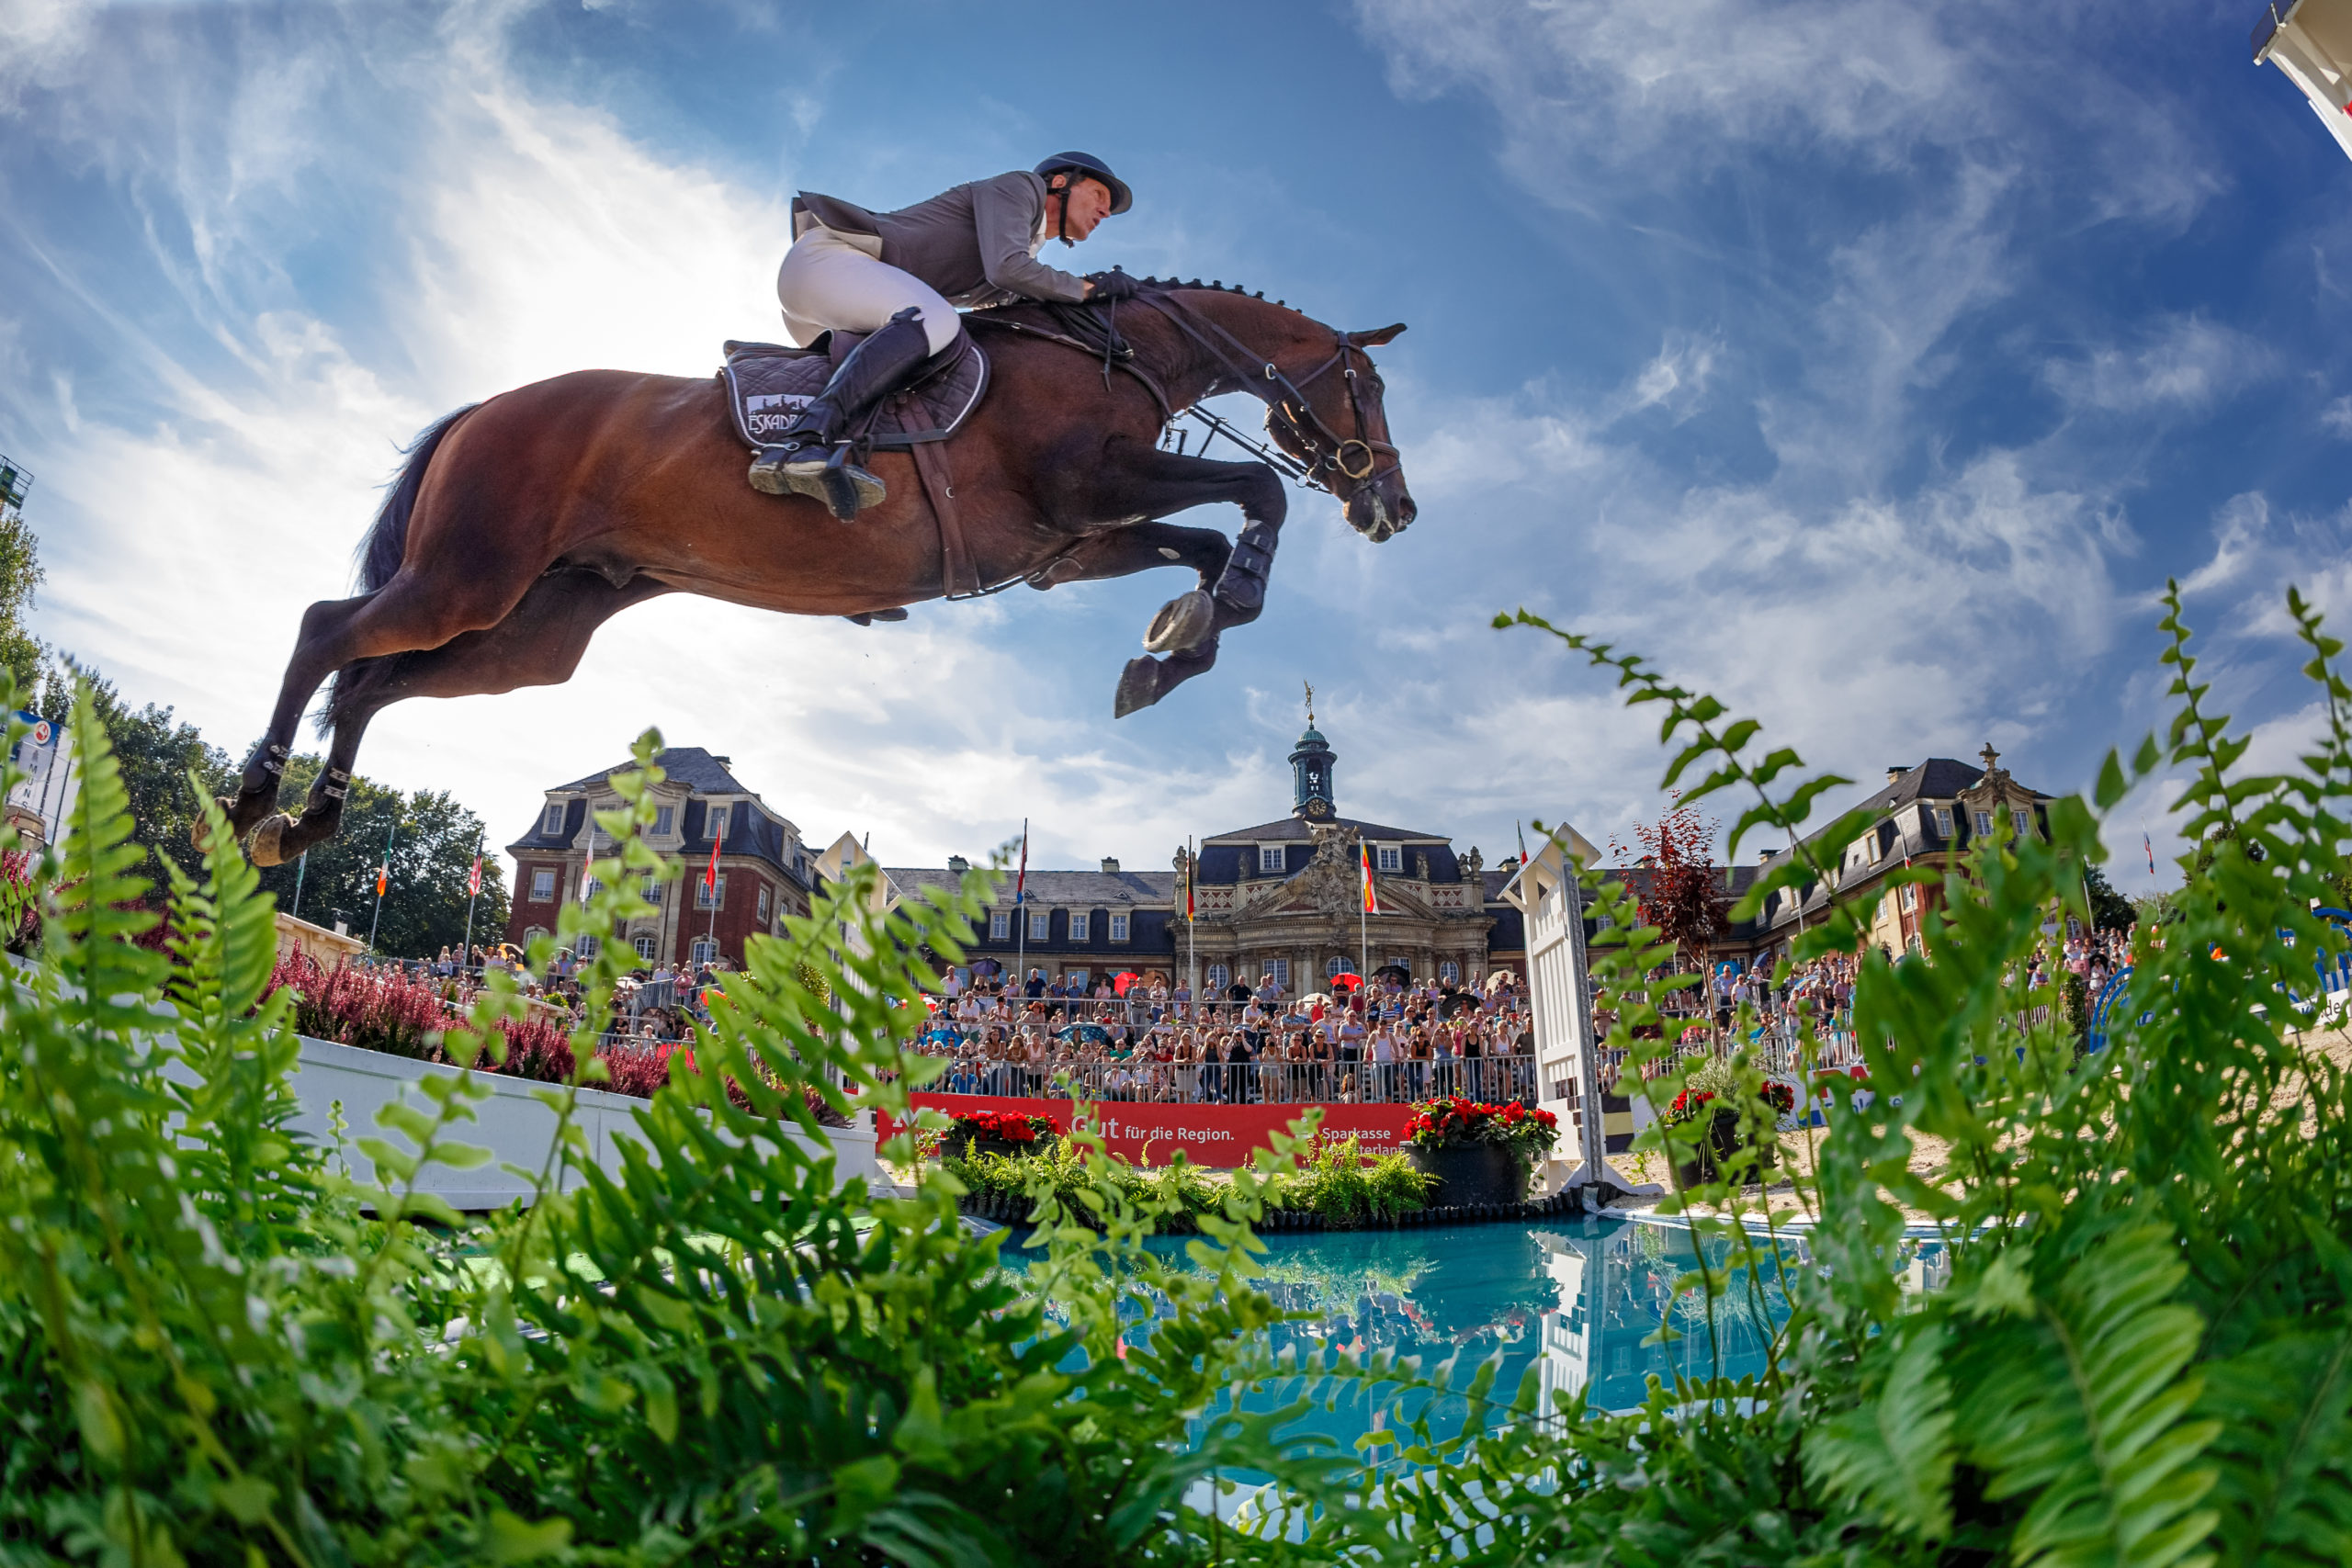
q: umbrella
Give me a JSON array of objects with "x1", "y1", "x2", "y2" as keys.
[
  {"x1": 1329, "y1": 973, "x2": 1363, "y2": 991},
  {"x1": 1373, "y1": 964, "x2": 1411, "y2": 982},
  {"x1": 1112, "y1": 970, "x2": 1142, "y2": 996}
]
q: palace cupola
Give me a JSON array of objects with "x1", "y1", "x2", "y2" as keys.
[{"x1": 1290, "y1": 706, "x2": 1337, "y2": 823}]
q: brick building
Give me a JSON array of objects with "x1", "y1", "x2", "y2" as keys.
[{"x1": 503, "y1": 748, "x2": 815, "y2": 969}]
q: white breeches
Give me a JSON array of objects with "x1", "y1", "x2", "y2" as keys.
[{"x1": 775, "y1": 227, "x2": 960, "y2": 356}]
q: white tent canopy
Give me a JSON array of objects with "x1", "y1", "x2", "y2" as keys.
[{"x1": 2256, "y1": 0, "x2": 2352, "y2": 163}]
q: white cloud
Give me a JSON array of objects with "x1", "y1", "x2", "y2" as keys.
[
  {"x1": 2323, "y1": 394, "x2": 2352, "y2": 437},
  {"x1": 2043, "y1": 317, "x2": 2273, "y2": 416}
]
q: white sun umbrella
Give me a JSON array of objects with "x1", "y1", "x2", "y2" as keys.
[{"x1": 2256, "y1": 0, "x2": 2352, "y2": 163}]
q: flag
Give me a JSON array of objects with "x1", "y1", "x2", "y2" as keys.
[
  {"x1": 1015, "y1": 819, "x2": 1028, "y2": 906},
  {"x1": 375, "y1": 863, "x2": 388, "y2": 897},
  {"x1": 468, "y1": 853, "x2": 482, "y2": 897},
  {"x1": 2145, "y1": 832, "x2": 2156, "y2": 875},
  {"x1": 705, "y1": 829, "x2": 722, "y2": 893},
  {"x1": 1360, "y1": 841, "x2": 1380, "y2": 915}
]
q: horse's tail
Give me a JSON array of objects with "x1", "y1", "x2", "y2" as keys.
[
  {"x1": 322, "y1": 406, "x2": 477, "y2": 734},
  {"x1": 353, "y1": 405, "x2": 475, "y2": 595}
]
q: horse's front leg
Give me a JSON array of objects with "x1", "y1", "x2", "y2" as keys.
[{"x1": 1059, "y1": 443, "x2": 1288, "y2": 711}]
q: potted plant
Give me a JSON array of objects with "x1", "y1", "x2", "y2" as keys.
[
  {"x1": 1401, "y1": 1096, "x2": 1560, "y2": 1206},
  {"x1": 944, "y1": 1108, "x2": 1060, "y2": 1160},
  {"x1": 1663, "y1": 1059, "x2": 1793, "y2": 1187}
]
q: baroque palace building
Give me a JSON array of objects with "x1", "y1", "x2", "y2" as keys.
[
  {"x1": 883, "y1": 718, "x2": 1528, "y2": 992},
  {"x1": 502, "y1": 748, "x2": 816, "y2": 968}
]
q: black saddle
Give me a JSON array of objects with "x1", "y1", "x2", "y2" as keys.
[{"x1": 718, "y1": 331, "x2": 988, "y2": 452}]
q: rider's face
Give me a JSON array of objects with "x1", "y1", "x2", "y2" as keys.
[{"x1": 1055, "y1": 176, "x2": 1114, "y2": 241}]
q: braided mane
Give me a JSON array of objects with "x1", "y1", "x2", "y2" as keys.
[{"x1": 1133, "y1": 276, "x2": 1294, "y2": 311}]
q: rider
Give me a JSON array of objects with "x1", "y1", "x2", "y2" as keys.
[{"x1": 750, "y1": 151, "x2": 1139, "y2": 520}]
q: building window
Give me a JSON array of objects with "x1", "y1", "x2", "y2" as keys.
[
  {"x1": 696, "y1": 875, "x2": 726, "y2": 910},
  {"x1": 989, "y1": 910, "x2": 1010, "y2": 940},
  {"x1": 574, "y1": 934, "x2": 601, "y2": 960},
  {"x1": 1440, "y1": 960, "x2": 1460, "y2": 984},
  {"x1": 1268, "y1": 958, "x2": 1290, "y2": 988},
  {"x1": 529, "y1": 867, "x2": 556, "y2": 902},
  {"x1": 1973, "y1": 810, "x2": 1994, "y2": 839},
  {"x1": 1068, "y1": 968, "x2": 1090, "y2": 988},
  {"x1": 523, "y1": 925, "x2": 548, "y2": 947},
  {"x1": 640, "y1": 874, "x2": 662, "y2": 906},
  {"x1": 690, "y1": 936, "x2": 717, "y2": 965},
  {"x1": 1900, "y1": 885, "x2": 1918, "y2": 913},
  {"x1": 1206, "y1": 964, "x2": 1230, "y2": 991},
  {"x1": 1386, "y1": 957, "x2": 1411, "y2": 976},
  {"x1": 1934, "y1": 807, "x2": 1954, "y2": 837},
  {"x1": 541, "y1": 802, "x2": 565, "y2": 835},
  {"x1": 652, "y1": 806, "x2": 674, "y2": 837},
  {"x1": 1377, "y1": 845, "x2": 1402, "y2": 873},
  {"x1": 632, "y1": 935, "x2": 657, "y2": 961},
  {"x1": 1029, "y1": 910, "x2": 1049, "y2": 942},
  {"x1": 1257, "y1": 845, "x2": 1283, "y2": 873},
  {"x1": 757, "y1": 885, "x2": 772, "y2": 924},
  {"x1": 707, "y1": 807, "x2": 729, "y2": 841},
  {"x1": 1069, "y1": 911, "x2": 1091, "y2": 941},
  {"x1": 2013, "y1": 807, "x2": 2033, "y2": 838},
  {"x1": 1325, "y1": 955, "x2": 1355, "y2": 977},
  {"x1": 1109, "y1": 912, "x2": 1129, "y2": 942}
]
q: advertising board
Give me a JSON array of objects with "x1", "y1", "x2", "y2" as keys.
[{"x1": 876, "y1": 1094, "x2": 1420, "y2": 1168}]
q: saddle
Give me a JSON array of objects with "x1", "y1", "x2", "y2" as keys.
[{"x1": 718, "y1": 331, "x2": 989, "y2": 453}]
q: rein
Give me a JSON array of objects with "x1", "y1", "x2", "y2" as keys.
[{"x1": 1141, "y1": 291, "x2": 1396, "y2": 493}]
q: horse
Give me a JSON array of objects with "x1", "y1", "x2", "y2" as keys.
[{"x1": 217, "y1": 282, "x2": 1415, "y2": 866}]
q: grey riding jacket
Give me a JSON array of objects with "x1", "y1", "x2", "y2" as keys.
[{"x1": 793, "y1": 170, "x2": 1091, "y2": 308}]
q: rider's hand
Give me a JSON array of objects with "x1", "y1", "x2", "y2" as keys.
[{"x1": 1085, "y1": 268, "x2": 1140, "y2": 302}]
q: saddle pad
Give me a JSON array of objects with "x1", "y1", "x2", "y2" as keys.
[{"x1": 719, "y1": 332, "x2": 989, "y2": 451}]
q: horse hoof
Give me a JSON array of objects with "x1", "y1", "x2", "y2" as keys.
[
  {"x1": 1114, "y1": 657, "x2": 1164, "y2": 719},
  {"x1": 249, "y1": 814, "x2": 291, "y2": 868},
  {"x1": 1143, "y1": 590, "x2": 1214, "y2": 655}
]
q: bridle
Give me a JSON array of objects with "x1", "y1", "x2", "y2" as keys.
[{"x1": 1145, "y1": 292, "x2": 1399, "y2": 495}]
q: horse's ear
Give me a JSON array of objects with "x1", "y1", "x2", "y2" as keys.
[{"x1": 1347, "y1": 323, "x2": 1407, "y2": 347}]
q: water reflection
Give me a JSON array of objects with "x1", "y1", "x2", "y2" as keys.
[{"x1": 1001, "y1": 1215, "x2": 1947, "y2": 1438}]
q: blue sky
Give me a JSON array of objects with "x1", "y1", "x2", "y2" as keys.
[{"x1": 4, "y1": 0, "x2": 2351, "y2": 888}]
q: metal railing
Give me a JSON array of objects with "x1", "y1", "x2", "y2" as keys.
[{"x1": 920, "y1": 1053, "x2": 1538, "y2": 1106}]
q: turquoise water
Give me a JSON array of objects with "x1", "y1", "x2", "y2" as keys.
[{"x1": 999, "y1": 1215, "x2": 1898, "y2": 1431}]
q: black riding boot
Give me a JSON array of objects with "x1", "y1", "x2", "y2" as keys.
[{"x1": 746, "y1": 307, "x2": 933, "y2": 520}]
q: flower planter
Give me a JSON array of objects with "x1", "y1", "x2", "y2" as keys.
[
  {"x1": 1673, "y1": 1108, "x2": 1778, "y2": 1188},
  {"x1": 947, "y1": 1131, "x2": 1055, "y2": 1161},
  {"x1": 1408, "y1": 1141, "x2": 1528, "y2": 1207}
]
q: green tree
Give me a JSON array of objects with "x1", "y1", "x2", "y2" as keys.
[
  {"x1": 2082, "y1": 860, "x2": 2133, "y2": 930},
  {"x1": 73, "y1": 663, "x2": 235, "y2": 885},
  {"x1": 0, "y1": 502, "x2": 46, "y2": 697},
  {"x1": 260, "y1": 753, "x2": 507, "y2": 957}
]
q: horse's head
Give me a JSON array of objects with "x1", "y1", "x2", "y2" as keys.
[{"x1": 1266, "y1": 321, "x2": 1415, "y2": 544}]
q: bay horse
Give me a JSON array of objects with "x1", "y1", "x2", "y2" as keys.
[{"x1": 218, "y1": 283, "x2": 1415, "y2": 866}]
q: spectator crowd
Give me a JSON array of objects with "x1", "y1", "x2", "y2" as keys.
[{"x1": 907, "y1": 965, "x2": 1537, "y2": 1105}]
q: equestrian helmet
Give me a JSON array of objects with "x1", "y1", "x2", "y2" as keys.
[{"x1": 1034, "y1": 151, "x2": 1132, "y2": 214}]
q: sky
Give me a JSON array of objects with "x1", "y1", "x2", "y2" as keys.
[{"x1": 5, "y1": 0, "x2": 2352, "y2": 890}]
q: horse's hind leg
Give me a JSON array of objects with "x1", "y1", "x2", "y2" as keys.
[
  {"x1": 215, "y1": 593, "x2": 375, "y2": 845},
  {"x1": 256, "y1": 570, "x2": 668, "y2": 865}
]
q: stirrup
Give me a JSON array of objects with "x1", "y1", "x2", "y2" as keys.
[{"x1": 751, "y1": 442, "x2": 885, "y2": 519}]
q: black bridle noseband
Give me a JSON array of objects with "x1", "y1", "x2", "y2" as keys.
[{"x1": 1145, "y1": 292, "x2": 1399, "y2": 497}]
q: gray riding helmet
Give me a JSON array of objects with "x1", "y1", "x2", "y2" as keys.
[{"x1": 1033, "y1": 151, "x2": 1133, "y2": 214}]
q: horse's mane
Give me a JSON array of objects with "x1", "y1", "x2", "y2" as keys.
[{"x1": 970, "y1": 276, "x2": 1302, "y2": 332}]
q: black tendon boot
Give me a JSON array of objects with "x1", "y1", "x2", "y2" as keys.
[{"x1": 747, "y1": 307, "x2": 933, "y2": 520}]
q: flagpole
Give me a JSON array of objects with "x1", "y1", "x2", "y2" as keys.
[
  {"x1": 1185, "y1": 835, "x2": 1196, "y2": 1017},
  {"x1": 460, "y1": 831, "x2": 484, "y2": 971},
  {"x1": 291, "y1": 850, "x2": 307, "y2": 921},
  {"x1": 366, "y1": 817, "x2": 396, "y2": 956},
  {"x1": 1015, "y1": 818, "x2": 1028, "y2": 991}
]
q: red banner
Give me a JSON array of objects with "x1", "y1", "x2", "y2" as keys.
[{"x1": 876, "y1": 1094, "x2": 1419, "y2": 1168}]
